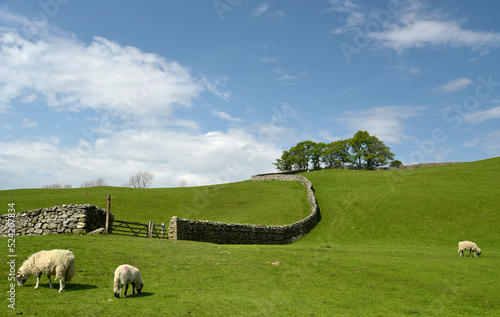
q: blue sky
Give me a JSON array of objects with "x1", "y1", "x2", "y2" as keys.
[{"x1": 1, "y1": 0, "x2": 500, "y2": 189}]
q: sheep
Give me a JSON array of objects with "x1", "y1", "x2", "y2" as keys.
[
  {"x1": 458, "y1": 241, "x2": 482, "y2": 257},
  {"x1": 17, "y1": 249, "x2": 75, "y2": 292},
  {"x1": 113, "y1": 264, "x2": 144, "y2": 298}
]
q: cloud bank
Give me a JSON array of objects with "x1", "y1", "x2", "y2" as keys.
[{"x1": 0, "y1": 8, "x2": 282, "y2": 189}]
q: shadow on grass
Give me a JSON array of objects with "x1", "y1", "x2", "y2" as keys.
[
  {"x1": 116, "y1": 292, "x2": 155, "y2": 299},
  {"x1": 67, "y1": 283, "x2": 98, "y2": 291},
  {"x1": 19, "y1": 283, "x2": 97, "y2": 291}
]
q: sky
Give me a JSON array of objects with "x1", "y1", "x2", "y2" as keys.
[{"x1": 1, "y1": 0, "x2": 500, "y2": 189}]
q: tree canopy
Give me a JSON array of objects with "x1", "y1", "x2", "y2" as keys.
[{"x1": 274, "y1": 131, "x2": 395, "y2": 172}]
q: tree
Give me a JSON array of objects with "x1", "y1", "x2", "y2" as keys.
[
  {"x1": 275, "y1": 141, "x2": 324, "y2": 172},
  {"x1": 42, "y1": 183, "x2": 63, "y2": 189},
  {"x1": 128, "y1": 171, "x2": 154, "y2": 188},
  {"x1": 349, "y1": 130, "x2": 394, "y2": 169},
  {"x1": 310, "y1": 142, "x2": 325, "y2": 170},
  {"x1": 274, "y1": 150, "x2": 294, "y2": 172},
  {"x1": 322, "y1": 139, "x2": 352, "y2": 168},
  {"x1": 81, "y1": 177, "x2": 107, "y2": 188},
  {"x1": 349, "y1": 130, "x2": 370, "y2": 168},
  {"x1": 390, "y1": 160, "x2": 403, "y2": 168},
  {"x1": 289, "y1": 142, "x2": 310, "y2": 170}
]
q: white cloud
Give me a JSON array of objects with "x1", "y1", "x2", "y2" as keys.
[
  {"x1": 368, "y1": 17, "x2": 500, "y2": 51},
  {"x1": 272, "y1": 68, "x2": 308, "y2": 84},
  {"x1": 252, "y1": 4, "x2": 269, "y2": 17},
  {"x1": 252, "y1": 3, "x2": 284, "y2": 19},
  {"x1": 200, "y1": 76, "x2": 231, "y2": 102},
  {"x1": 463, "y1": 106, "x2": 500, "y2": 124},
  {"x1": 463, "y1": 130, "x2": 500, "y2": 155},
  {"x1": 331, "y1": 0, "x2": 500, "y2": 54},
  {"x1": 433, "y1": 78, "x2": 473, "y2": 93},
  {"x1": 370, "y1": 20, "x2": 500, "y2": 52},
  {"x1": 21, "y1": 118, "x2": 37, "y2": 129},
  {"x1": 261, "y1": 56, "x2": 277, "y2": 63},
  {"x1": 277, "y1": 74, "x2": 299, "y2": 81},
  {"x1": 327, "y1": 0, "x2": 360, "y2": 13},
  {"x1": 389, "y1": 64, "x2": 421, "y2": 77},
  {"x1": 336, "y1": 105, "x2": 426, "y2": 143},
  {"x1": 0, "y1": 34, "x2": 203, "y2": 118},
  {"x1": 211, "y1": 110, "x2": 243, "y2": 123},
  {"x1": 0, "y1": 10, "x2": 235, "y2": 121}
]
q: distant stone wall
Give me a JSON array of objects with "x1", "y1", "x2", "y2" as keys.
[
  {"x1": 0, "y1": 204, "x2": 112, "y2": 237},
  {"x1": 389, "y1": 162, "x2": 465, "y2": 170},
  {"x1": 168, "y1": 174, "x2": 320, "y2": 244}
]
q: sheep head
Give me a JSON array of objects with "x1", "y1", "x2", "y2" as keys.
[
  {"x1": 17, "y1": 271, "x2": 27, "y2": 286},
  {"x1": 137, "y1": 283, "x2": 144, "y2": 294}
]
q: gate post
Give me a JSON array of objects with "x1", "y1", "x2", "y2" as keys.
[
  {"x1": 104, "y1": 195, "x2": 115, "y2": 234},
  {"x1": 147, "y1": 221, "x2": 152, "y2": 239},
  {"x1": 168, "y1": 216, "x2": 178, "y2": 240}
]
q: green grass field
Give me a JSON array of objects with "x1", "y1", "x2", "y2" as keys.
[
  {"x1": 1, "y1": 157, "x2": 499, "y2": 316},
  {"x1": 1, "y1": 180, "x2": 310, "y2": 225}
]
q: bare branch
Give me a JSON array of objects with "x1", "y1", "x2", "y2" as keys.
[{"x1": 128, "y1": 171, "x2": 154, "y2": 188}]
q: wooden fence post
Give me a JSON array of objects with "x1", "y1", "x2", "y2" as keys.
[
  {"x1": 161, "y1": 222, "x2": 165, "y2": 239},
  {"x1": 147, "y1": 221, "x2": 152, "y2": 239},
  {"x1": 105, "y1": 195, "x2": 115, "y2": 234}
]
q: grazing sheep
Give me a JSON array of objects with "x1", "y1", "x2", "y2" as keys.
[
  {"x1": 17, "y1": 249, "x2": 75, "y2": 292},
  {"x1": 113, "y1": 264, "x2": 144, "y2": 298},
  {"x1": 458, "y1": 241, "x2": 482, "y2": 257}
]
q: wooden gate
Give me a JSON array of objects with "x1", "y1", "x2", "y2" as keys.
[{"x1": 111, "y1": 220, "x2": 166, "y2": 239}]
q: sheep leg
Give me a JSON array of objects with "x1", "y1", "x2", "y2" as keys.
[
  {"x1": 124, "y1": 284, "x2": 129, "y2": 297},
  {"x1": 59, "y1": 277, "x2": 64, "y2": 292},
  {"x1": 47, "y1": 275, "x2": 53, "y2": 289},
  {"x1": 132, "y1": 283, "x2": 136, "y2": 296},
  {"x1": 115, "y1": 285, "x2": 122, "y2": 298},
  {"x1": 35, "y1": 273, "x2": 42, "y2": 289}
]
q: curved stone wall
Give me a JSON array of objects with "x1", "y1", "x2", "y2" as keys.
[{"x1": 168, "y1": 173, "x2": 320, "y2": 244}]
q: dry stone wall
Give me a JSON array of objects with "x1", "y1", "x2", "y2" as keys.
[
  {"x1": 168, "y1": 173, "x2": 320, "y2": 244},
  {"x1": 388, "y1": 162, "x2": 465, "y2": 169},
  {"x1": 0, "y1": 204, "x2": 112, "y2": 237}
]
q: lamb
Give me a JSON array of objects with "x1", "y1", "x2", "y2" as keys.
[
  {"x1": 17, "y1": 249, "x2": 75, "y2": 292},
  {"x1": 113, "y1": 264, "x2": 144, "y2": 298},
  {"x1": 458, "y1": 241, "x2": 482, "y2": 257}
]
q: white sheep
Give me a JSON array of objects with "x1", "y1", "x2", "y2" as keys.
[
  {"x1": 458, "y1": 241, "x2": 482, "y2": 257},
  {"x1": 113, "y1": 264, "x2": 144, "y2": 298},
  {"x1": 17, "y1": 249, "x2": 75, "y2": 292}
]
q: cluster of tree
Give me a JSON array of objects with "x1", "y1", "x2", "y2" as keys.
[
  {"x1": 274, "y1": 130, "x2": 395, "y2": 172},
  {"x1": 42, "y1": 171, "x2": 155, "y2": 189},
  {"x1": 81, "y1": 177, "x2": 107, "y2": 188},
  {"x1": 42, "y1": 183, "x2": 72, "y2": 189}
]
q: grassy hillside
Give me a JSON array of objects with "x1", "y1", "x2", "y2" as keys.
[
  {"x1": 300, "y1": 157, "x2": 500, "y2": 248},
  {"x1": 0, "y1": 180, "x2": 310, "y2": 225},
  {"x1": 2, "y1": 157, "x2": 499, "y2": 316}
]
